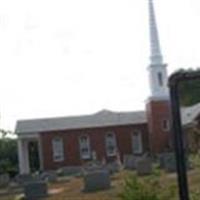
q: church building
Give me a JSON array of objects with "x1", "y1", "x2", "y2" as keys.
[{"x1": 15, "y1": 0, "x2": 200, "y2": 174}]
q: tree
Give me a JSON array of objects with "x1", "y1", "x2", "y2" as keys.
[
  {"x1": 0, "y1": 129, "x2": 18, "y2": 176},
  {"x1": 179, "y1": 78, "x2": 200, "y2": 107},
  {"x1": 0, "y1": 128, "x2": 14, "y2": 138}
]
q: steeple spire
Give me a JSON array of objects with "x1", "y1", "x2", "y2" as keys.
[
  {"x1": 149, "y1": 0, "x2": 163, "y2": 65},
  {"x1": 147, "y1": 0, "x2": 169, "y2": 100}
]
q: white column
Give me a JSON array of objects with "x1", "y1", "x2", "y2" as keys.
[
  {"x1": 24, "y1": 140, "x2": 30, "y2": 174},
  {"x1": 18, "y1": 139, "x2": 24, "y2": 174},
  {"x1": 17, "y1": 139, "x2": 30, "y2": 174}
]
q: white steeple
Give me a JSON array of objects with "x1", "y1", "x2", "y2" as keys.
[{"x1": 148, "y1": 0, "x2": 169, "y2": 100}]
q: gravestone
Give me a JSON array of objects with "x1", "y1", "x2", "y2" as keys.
[
  {"x1": 106, "y1": 161, "x2": 122, "y2": 174},
  {"x1": 15, "y1": 174, "x2": 34, "y2": 185},
  {"x1": 0, "y1": 173, "x2": 10, "y2": 187},
  {"x1": 82, "y1": 161, "x2": 105, "y2": 174},
  {"x1": 57, "y1": 166, "x2": 82, "y2": 177},
  {"x1": 123, "y1": 155, "x2": 142, "y2": 170},
  {"x1": 24, "y1": 181, "x2": 48, "y2": 200},
  {"x1": 83, "y1": 169, "x2": 110, "y2": 192},
  {"x1": 136, "y1": 158, "x2": 152, "y2": 176},
  {"x1": 162, "y1": 153, "x2": 177, "y2": 172},
  {"x1": 159, "y1": 153, "x2": 192, "y2": 172},
  {"x1": 40, "y1": 171, "x2": 57, "y2": 182},
  {"x1": 159, "y1": 154, "x2": 166, "y2": 168}
]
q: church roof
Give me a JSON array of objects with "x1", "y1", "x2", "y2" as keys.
[
  {"x1": 15, "y1": 110, "x2": 147, "y2": 134},
  {"x1": 15, "y1": 102, "x2": 200, "y2": 135},
  {"x1": 181, "y1": 102, "x2": 200, "y2": 126}
]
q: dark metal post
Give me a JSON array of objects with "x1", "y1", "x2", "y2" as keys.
[{"x1": 169, "y1": 77, "x2": 190, "y2": 200}]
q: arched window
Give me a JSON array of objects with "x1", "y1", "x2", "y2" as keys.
[
  {"x1": 79, "y1": 135, "x2": 91, "y2": 159},
  {"x1": 158, "y1": 72, "x2": 163, "y2": 86},
  {"x1": 132, "y1": 131, "x2": 143, "y2": 154},
  {"x1": 52, "y1": 137, "x2": 64, "y2": 162},
  {"x1": 105, "y1": 132, "x2": 117, "y2": 156}
]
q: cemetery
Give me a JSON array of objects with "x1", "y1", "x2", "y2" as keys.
[{"x1": 0, "y1": 153, "x2": 200, "y2": 200}]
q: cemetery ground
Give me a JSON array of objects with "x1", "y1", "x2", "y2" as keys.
[
  {"x1": 1, "y1": 155, "x2": 200, "y2": 200},
  {"x1": 1, "y1": 170, "x2": 172, "y2": 200}
]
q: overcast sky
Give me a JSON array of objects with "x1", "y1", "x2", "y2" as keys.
[{"x1": 0, "y1": 0, "x2": 200, "y2": 131}]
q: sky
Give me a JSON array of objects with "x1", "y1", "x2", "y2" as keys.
[{"x1": 0, "y1": 0, "x2": 200, "y2": 131}]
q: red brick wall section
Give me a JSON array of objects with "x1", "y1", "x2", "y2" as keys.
[
  {"x1": 40, "y1": 124, "x2": 149, "y2": 171},
  {"x1": 146, "y1": 100, "x2": 172, "y2": 154}
]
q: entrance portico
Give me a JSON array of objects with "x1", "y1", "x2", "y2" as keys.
[{"x1": 17, "y1": 133, "x2": 43, "y2": 174}]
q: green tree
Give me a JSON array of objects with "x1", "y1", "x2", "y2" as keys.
[
  {"x1": 179, "y1": 79, "x2": 200, "y2": 106},
  {"x1": 0, "y1": 129, "x2": 18, "y2": 176}
]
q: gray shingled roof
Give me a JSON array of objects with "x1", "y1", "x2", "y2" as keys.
[
  {"x1": 15, "y1": 110, "x2": 147, "y2": 134},
  {"x1": 15, "y1": 102, "x2": 200, "y2": 135}
]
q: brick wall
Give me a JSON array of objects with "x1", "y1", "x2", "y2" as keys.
[
  {"x1": 146, "y1": 100, "x2": 172, "y2": 154},
  {"x1": 40, "y1": 124, "x2": 149, "y2": 170}
]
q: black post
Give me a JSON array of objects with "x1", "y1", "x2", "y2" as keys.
[{"x1": 169, "y1": 76, "x2": 189, "y2": 200}]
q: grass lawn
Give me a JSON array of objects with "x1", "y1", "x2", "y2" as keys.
[
  {"x1": 45, "y1": 171, "x2": 126, "y2": 200},
  {"x1": 0, "y1": 195, "x2": 16, "y2": 200},
  {"x1": 1, "y1": 167, "x2": 200, "y2": 200}
]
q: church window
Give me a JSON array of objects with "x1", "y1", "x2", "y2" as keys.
[
  {"x1": 105, "y1": 132, "x2": 117, "y2": 156},
  {"x1": 132, "y1": 131, "x2": 143, "y2": 154},
  {"x1": 162, "y1": 119, "x2": 170, "y2": 131},
  {"x1": 79, "y1": 135, "x2": 91, "y2": 159},
  {"x1": 52, "y1": 137, "x2": 64, "y2": 162},
  {"x1": 158, "y1": 72, "x2": 163, "y2": 86}
]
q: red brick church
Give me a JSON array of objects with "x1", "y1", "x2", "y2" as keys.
[{"x1": 15, "y1": 0, "x2": 200, "y2": 174}]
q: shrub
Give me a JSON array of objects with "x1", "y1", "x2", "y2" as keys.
[
  {"x1": 190, "y1": 189, "x2": 200, "y2": 200},
  {"x1": 119, "y1": 169, "x2": 178, "y2": 200},
  {"x1": 119, "y1": 174, "x2": 160, "y2": 200}
]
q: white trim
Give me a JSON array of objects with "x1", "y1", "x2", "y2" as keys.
[{"x1": 18, "y1": 133, "x2": 39, "y2": 139}]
